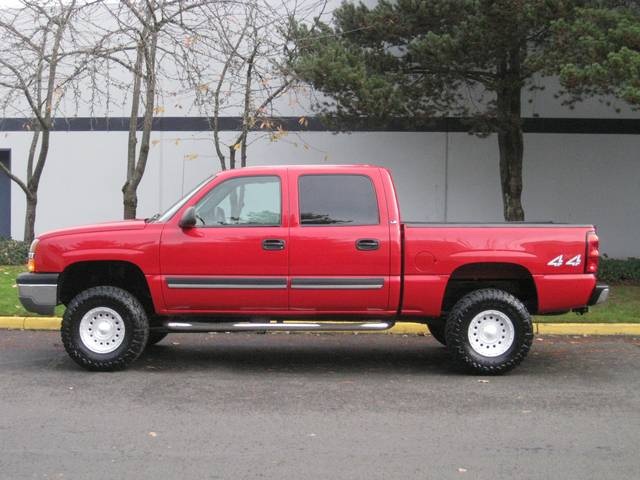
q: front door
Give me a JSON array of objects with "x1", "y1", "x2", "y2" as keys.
[
  {"x1": 160, "y1": 173, "x2": 288, "y2": 312},
  {"x1": 288, "y1": 169, "x2": 391, "y2": 313}
]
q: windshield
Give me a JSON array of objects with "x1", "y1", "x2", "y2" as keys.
[{"x1": 153, "y1": 175, "x2": 214, "y2": 223}]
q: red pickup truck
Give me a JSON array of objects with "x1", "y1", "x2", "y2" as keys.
[{"x1": 18, "y1": 164, "x2": 608, "y2": 374}]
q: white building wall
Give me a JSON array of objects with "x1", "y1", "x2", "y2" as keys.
[{"x1": 2, "y1": 127, "x2": 639, "y2": 258}]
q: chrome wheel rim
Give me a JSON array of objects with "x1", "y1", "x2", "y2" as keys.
[
  {"x1": 467, "y1": 310, "x2": 515, "y2": 357},
  {"x1": 79, "y1": 307, "x2": 125, "y2": 354}
]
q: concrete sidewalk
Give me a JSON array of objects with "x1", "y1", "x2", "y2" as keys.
[{"x1": 2, "y1": 316, "x2": 640, "y2": 335}]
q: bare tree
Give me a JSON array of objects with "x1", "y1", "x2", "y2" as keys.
[
  {"x1": 0, "y1": 0, "x2": 94, "y2": 243},
  {"x1": 181, "y1": 0, "x2": 327, "y2": 172},
  {"x1": 89, "y1": 0, "x2": 210, "y2": 219}
]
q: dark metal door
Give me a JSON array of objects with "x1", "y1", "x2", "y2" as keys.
[{"x1": 0, "y1": 150, "x2": 10, "y2": 239}]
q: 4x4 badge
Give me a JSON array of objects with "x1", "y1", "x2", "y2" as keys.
[{"x1": 547, "y1": 254, "x2": 582, "y2": 267}]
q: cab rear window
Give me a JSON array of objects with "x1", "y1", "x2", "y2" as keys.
[{"x1": 298, "y1": 174, "x2": 379, "y2": 226}]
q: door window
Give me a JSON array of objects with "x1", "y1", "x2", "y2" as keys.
[
  {"x1": 195, "y1": 175, "x2": 281, "y2": 226},
  {"x1": 298, "y1": 174, "x2": 379, "y2": 226}
]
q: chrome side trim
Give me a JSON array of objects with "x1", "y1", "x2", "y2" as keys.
[
  {"x1": 290, "y1": 278, "x2": 384, "y2": 290},
  {"x1": 168, "y1": 283, "x2": 287, "y2": 290},
  {"x1": 164, "y1": 321, "x2": 395, "y2": 332},
  {"x1": 166, "y1": 277, "x2": 287, "y2": 290},
  {"x1": 291, "y1": 284, "x2": 384, "y2": 290}
]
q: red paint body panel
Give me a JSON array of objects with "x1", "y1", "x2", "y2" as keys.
[
  {"x1": 534, "y1": 274, "x2": 596, "y2": 313},
  {"x1": 159, "y1": 170, "x2": 289, "y2": 311},
  {"x1": 36, "y1": 222, "x2": 162, "y2": 274},
  {"x1": 287, "y1": 166, "x2": 394, "y2": 312},
  {"x1": 32, "y1": 164, "x2": 599, "y2": 319},
  {"x1": 401, "y1": 224, "x2": 595, "y2": 315}
]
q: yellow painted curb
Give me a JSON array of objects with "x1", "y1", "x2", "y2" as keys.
[
  {"x1": 389, "y1": 323, "x2": 428, "y2": 335},
  {"x1": 0, "y1": 316, "x2": 61, "y2": 330},
  {"x1": 536, "y1": 323, "x2": 640, "y2": 336},
  {"x1": 0, "y1": 317, "x2": 639, "y2": 336},
  {"x1": 22, "y1": 317, "x2": 63, "y2": 330},
  {"x1": 0, "y1": 317, "x2": 25, "y2": 330}
]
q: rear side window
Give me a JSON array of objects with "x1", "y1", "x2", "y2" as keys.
[{"x1": 298, "y1": 174, "x2": 379, "y2": 226}]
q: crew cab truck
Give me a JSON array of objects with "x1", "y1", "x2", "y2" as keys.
[{"x1": 17, "y1": 165, "x2": 609, "y2": 374}]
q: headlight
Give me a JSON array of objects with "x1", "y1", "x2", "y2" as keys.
[{"x1": 27, "y1": 238, "x2": 39, "y2": 272}]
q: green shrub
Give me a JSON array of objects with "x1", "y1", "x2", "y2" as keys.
[
  {"x1": 0, "y1": 237, "x2": 29, "y2": 266},
  {"x1": 598, "y1": 257, "x2": 640, "y2": 285}
]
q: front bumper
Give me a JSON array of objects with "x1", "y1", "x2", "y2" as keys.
[
  {"x1": 16, "y1": 273, "x2": 59, "y2": 315},
  {"x1": 588, "y1": 284, "x2": 610, "y2": 306}
]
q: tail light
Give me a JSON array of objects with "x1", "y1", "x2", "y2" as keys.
[{"x1": 585, "y1": 231, "x2": 599, "y2": 274}]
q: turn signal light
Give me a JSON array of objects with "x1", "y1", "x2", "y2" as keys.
[
  {"x1": 586, "y1": 231, "x2": 599, "y2": 274},
  {"x1": 27, "y1": 238, "x2": 39, "y2": 272}
]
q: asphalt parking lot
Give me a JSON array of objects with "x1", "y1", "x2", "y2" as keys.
[{"x1": 1, "y1": 331, "x2": 639, "y2": 480}]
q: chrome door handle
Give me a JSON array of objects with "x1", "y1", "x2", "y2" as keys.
[
  {"x1": 262, "y1": 239, "x2": 285, "y2": 251},
  {"x1": 356, "y1": 239, "x2": 379, "y2": 251}
]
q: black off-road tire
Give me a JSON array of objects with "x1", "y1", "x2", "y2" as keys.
[
  {"x1": 427, "y1": 320, "x2": 447, "y2": 346},
  {"x1": 445, "y1": 288, "x2": 533, "y2": 375},
  {"x1": 61, "y1": 286, "x2": 149, "y2": 371},
  {"x1": 147, "y1": 331, "x2": 168, "y2": 347}
]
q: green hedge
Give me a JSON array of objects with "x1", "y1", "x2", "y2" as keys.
[
  {"x1": 0, "y1": 238, "x2": 29, "y2": 266},
  {"x1": 598, "y1": 257, "x2": 640, "y2": 285}
]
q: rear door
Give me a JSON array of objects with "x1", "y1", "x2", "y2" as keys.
[{"x1": 288, "y1": 168, "x2": 391, "y2": 313}]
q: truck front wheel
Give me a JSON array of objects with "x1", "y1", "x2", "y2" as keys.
[
  {"x1": 61, "y1": 286, "x2": 149, "y2": 371},
  {"x1": 445, "y1": 289, "x2": 533, "y2": 375}
]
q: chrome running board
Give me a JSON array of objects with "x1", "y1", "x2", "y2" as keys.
[{"x1": 162, "y1": 320, "x2": 395, "y2": 333}]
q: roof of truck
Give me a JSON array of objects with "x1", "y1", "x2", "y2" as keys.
[{"x1": 221, "y1": 164, "x2": 383, "y2": 173}]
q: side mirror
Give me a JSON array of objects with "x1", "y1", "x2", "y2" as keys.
[{"x1": 179, "y1": 206, "x2": 197, "y2": 229}]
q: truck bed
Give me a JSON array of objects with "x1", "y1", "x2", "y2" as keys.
[{"x1": 400, "y1": 223, "x2": 597, "y2": 316}]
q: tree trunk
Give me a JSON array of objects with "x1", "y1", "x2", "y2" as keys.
[
  {"x1": 123, "y1": 186, "x2": 138, "y2": 220},
  {"x1": 497, "y1": 122, "x2": 524, "y2": 222},
  {"x1": 122, "y1": 29, "x2": 157, "y2": 220},
  {"x1": 496, "y1": 52, "x2": 525, "y2": 222},
  {"x1": 23, "y1": 193, "x2": 37, "y2": 245},
  {"x1": 123, "y1": 42, "x2": 143, "y2": 220}
]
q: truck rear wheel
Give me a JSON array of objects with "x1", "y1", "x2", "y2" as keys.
[
  {"x1": 61, "y1": 286, "x2": 149, "y2": 371},
  {"x1": 445, "y1": 288, "x2": 533, "y2": 375},
  {"x1": 427, "y1": 320, "x2": 447, "y2": 346}
]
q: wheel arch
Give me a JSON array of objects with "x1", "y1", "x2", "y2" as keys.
[
  {"x1": 442, "y1": 262, "x2": 538, "y2": 314},
  {"x1": 58, "y1": 260, "x2": 155, "y2": 316}
]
